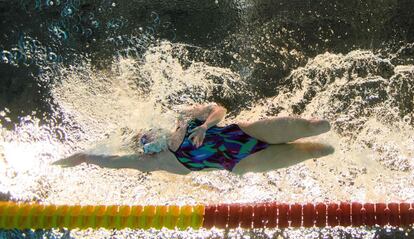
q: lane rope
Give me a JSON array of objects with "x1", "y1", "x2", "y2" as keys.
[{"x1": 0, "y1": 202, "x2": 413, "y2": 229}]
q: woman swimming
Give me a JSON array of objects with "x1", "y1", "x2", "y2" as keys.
[{"x1": 53, "y1": 102, "x2": 333, "y2": 175}]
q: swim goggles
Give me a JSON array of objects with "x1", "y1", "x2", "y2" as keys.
[
  {"x1": 140, "y1": 134, "x2": 150, "y2": 145},
  {"x1": 140, "y1": 134, "x2": 162, "y2": 154}
]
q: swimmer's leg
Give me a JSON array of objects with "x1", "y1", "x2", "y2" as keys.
[
  {"x1": 232, "y1": 142, "x2": 334, "y2": 175},
  {"x1": 237, "y1": 117, "x2": 331, "y2": 144}
]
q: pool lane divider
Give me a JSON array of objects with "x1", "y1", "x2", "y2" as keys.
[{"x1": 0, "y1": 202, "x2": 413, "y2": 229}]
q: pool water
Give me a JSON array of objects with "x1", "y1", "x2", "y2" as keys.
[{"x1": 1, "y1": 0, "x2": 414, "y2": 238}]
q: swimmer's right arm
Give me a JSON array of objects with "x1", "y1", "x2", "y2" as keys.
[{"x1": 179, "y1": 103, "x2": 226, "y2": 148}]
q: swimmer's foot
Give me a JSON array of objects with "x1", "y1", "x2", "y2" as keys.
[
  {"x1": 309, "y1": 119, "x2": 331, "y2": 134},
  {"x1": 295, "y1": 142, "x2": 334, "y2": 158}
]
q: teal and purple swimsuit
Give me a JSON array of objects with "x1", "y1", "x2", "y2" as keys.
[{"x1": 168, "y1": 119, "x2": 269, "y2": 171}]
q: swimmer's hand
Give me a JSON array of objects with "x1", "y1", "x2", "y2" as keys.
[
  {"x1": 52, "y1": 153, "x2": 87, "y2": 167},
  {"x1": 188, "y1": 124, "x2": 207, "y2": 148}
]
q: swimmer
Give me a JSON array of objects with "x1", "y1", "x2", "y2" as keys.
[{"x1": 53, "y1": 102, "x2": 334, "y2": 175}]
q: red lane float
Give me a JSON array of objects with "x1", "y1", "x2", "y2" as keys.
[
  {"x1": 202, "y1": 202, "x2": 414, "y2": 229},
  {"x1": 227, "y1": 203, "x2": 240, "y2": 228},
  {"x1": 315, "y1": 203, "x2": 327, "y2": 227},
  {"x1": 240, "y1": 204, "x2": 253, "y2": 228},
  {"x1": 303, "y1": 203, "x2": 315, "y2": 227},
  {"x1": 253, "y1": 203, "x2": 266, "y2": 228},
  {"x1": 215, "y1": 204, "x2": 228, "y2": 229},
  {"x1": 339, "y1": 202, "x2": 351, "y2": 226},
  {"x1": 351, "y1": 202, "x2": 362, "y2": 226},
  {"x1": 290, "y1": 203, "x2": 302, "y2": 227},
  {"x1": 363, "y1": 203, "x2": 375, "y2": 227},
  {"x1": 327, "y1": 203, "x2": 339, "y2": 227},
  {"x1": 278, "y1": 203, "x2": 289, "y2": 228},
  {"x1": 265, "y1": 202, "x2": 277, "y2": 228},
  {"x1": 0, "y1": 201, "x2": 413, "y2": 229}
]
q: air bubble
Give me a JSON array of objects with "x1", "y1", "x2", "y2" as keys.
[
  {"x1": 22, "y1": 118, "x2": 35, "y2": 127},
  {"x1": 35, "y1": 0, "x2": 42, "y2": 11},
  {"x1": 11, "y1": 48, "x2": 26, "y2": 63},
  {"x1": 403, "y1": 115, "x2": 411, "y2": 124},
  {"x1": 37, "y1": 47, "x2": 47, "y2": 55},
  {"x1": 72, "y1": 25, "x2": 81, "y2": 33},
  {"x1": 1, "y1": 50, "x2": 12, "y2": 64},
  {"x1": 61, "y1": 5, "x2": 74, "y2": 16},
  {"x1": 126, "y1": 48, "x2": 138, "y2": 58},
  {"x1": 47, "y1": 52, "x2": 57, "y2": 62},
  {"x1": 92, "y1": 20, "x2": 100, "y2": 28},
  {"x1": 54, "y1": 127, "x2": 67, "y2": 141},
  {"x1": 58, "y1": 31, "x2": 68, "y2": 40},
  {"x1": 114, "y1": 37, "x2": 123, "y2": 46},
  {"x1": 88, "y1": 12, "x2": 95, "y2": 20},
  {"x1": 84, "y1": 28, "x2": 92, "y2": 37},
  {"x1": 162, "y1": 21, "x2": 171, "y2": 29},
  {"x1": 71, "y1": 14, "x2": 81, "y2": 25},
  {"x1": 135, "y1": 43, "x2": 146, "y2": 51},
  {"x1": 150, "y1": 12, "x2": 160, "y2": 25},
  {"x1": 48, "y1": 25, "x2": 55, "y2": 33},
  {"x1": 31, "y1": 39, "x2": 41, "y2": 49},
  {"x1": 146, "y1": 26, "x2": 155, "y2": 35},
  {"x1": 71, "y1": 0, "x2": 80, "y2": 8}
]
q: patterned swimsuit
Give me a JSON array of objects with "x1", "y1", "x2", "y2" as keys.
[{"x1": 168, "y1": 119, "x2": 269, "y2": 171}]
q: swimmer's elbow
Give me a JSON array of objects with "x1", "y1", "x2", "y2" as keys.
[
  {"x1": 220, "y1": 105, "x2": 227, "y2": 114},
  {"x1": 220, "y1": 107, "x2": 227, "y2": 119},
  {"x1": 214, "y1": 104, "x2": 227, "y2": 118}
]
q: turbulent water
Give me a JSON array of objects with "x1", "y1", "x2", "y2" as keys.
[{"x1": 1, "y1": 0, "x2": 414, "y2": 238}]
